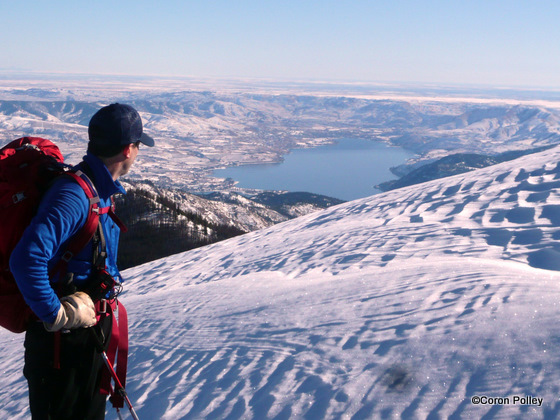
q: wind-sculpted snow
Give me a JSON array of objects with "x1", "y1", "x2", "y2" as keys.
[{"x1": 2, "y1": 147, "x2": 560, "y2": 419}]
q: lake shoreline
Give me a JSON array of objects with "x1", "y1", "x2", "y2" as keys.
[{"x1": 213, "y1": 138, "x2": 416, "y2": 201}]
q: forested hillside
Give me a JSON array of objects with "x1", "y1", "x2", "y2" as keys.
[
  {"x1": 114, "y1": 183, "x2": 343, "y2": 269},
  {"x1": 115, "y1": 187, "x2": 244, "y2": 269}
]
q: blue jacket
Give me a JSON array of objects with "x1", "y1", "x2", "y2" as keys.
[{"x1": 9, "y1": 152, "x2": 126, "y2": 324}]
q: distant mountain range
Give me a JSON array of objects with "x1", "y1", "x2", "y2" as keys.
[{"x1": 2, "y1": 85, "x2": 560, "y2": 194}]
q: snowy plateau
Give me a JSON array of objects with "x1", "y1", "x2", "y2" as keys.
[{"x1": 2, "y1": 78, "x2": 560, "y2": 419}]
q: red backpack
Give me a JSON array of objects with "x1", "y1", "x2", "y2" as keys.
[
  {"x1": 0, "y1": 137, "x2": 132, "y2": 414},
  {"x1": 0, "y1": 137, "x2": 103, "y2": 333}
]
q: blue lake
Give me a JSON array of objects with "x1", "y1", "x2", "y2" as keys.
[{"x1": 214, "y1": 139, "x2": 415, "y2": 201}]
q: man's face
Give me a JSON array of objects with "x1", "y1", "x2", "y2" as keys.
[{"x1": 121, "y1": 141, "x2": 140, "y2": 176}]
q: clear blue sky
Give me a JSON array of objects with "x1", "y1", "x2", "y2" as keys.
[{"x1": 1, "y1": 0, "x2": 559, "y2": 88}]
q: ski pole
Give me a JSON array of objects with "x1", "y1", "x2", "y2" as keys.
[{"x1": 101, "y1": 350, "x2": 140, "y2": 420}]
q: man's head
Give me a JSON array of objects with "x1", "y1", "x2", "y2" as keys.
[
  {"x1": 87, "y1": 103, "x2": 154, "y2": 180},
  {"x1": 88, "y1": 103, "x2": 154, "y2": 158}
]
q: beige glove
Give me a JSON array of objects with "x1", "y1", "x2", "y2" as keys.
[{"x1": 44, "y1": 292, "x2": 97, "y2": 332}]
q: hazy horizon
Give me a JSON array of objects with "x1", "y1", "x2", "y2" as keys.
[{"x1": 2, "y1": 1, "x2": 560, "y2": 90}]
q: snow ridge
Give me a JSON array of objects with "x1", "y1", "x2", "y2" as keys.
[{"x1": 2, "y1": 147, "x2": 560, "y2": 419}]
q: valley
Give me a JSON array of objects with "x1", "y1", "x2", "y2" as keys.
[{"x1": 2, "y1": 76, "x2": 560, "y2": 196}]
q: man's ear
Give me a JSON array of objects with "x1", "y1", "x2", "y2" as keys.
[{"x1": 122, "y1": 143, "x2": 133, "y2": 159}]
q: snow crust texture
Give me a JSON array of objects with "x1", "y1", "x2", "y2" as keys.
[{"x1": 2, "y1": 147, "x2": 560, "y2": 419}]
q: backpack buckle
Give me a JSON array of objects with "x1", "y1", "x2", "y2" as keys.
[
  {"x1": 99, "y1": 299, "x2": 107, "y2": 314},
  {"x1": 12, "y1": 192, "x2": 26, "y2": 203}
]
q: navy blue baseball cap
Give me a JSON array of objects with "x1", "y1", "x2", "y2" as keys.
[{"x1": 88, "y1": 103, "x2": 155, "y2": 147}]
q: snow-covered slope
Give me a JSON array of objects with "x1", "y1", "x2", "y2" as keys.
[{"x1": 2, "y1": 147, "x2": 560, "y2": 419}]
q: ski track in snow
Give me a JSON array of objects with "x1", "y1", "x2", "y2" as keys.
[{"x1": 2, "y1": 147, "x2": 560, "y2": 419}]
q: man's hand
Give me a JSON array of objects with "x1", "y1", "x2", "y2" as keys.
[{"x1": 44, "y1": 291, "x2": 97, "y2": 332}]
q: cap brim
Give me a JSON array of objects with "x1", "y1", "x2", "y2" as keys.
[{"x1": 139, "y1": 133, "x2": 155, "y2": 147}]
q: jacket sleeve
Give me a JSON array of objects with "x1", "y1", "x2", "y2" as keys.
[{"x1": 9, "y1": 179, "x2": 89, "y2": 324}]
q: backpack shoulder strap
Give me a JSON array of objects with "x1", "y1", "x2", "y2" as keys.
[{"x1": 48, "y1": 169, "x2": 107, "y2": 278}]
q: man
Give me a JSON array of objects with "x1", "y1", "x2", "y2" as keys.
[{"x1": 10, "y1": 103, "x2": 154, "y2": 419}]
